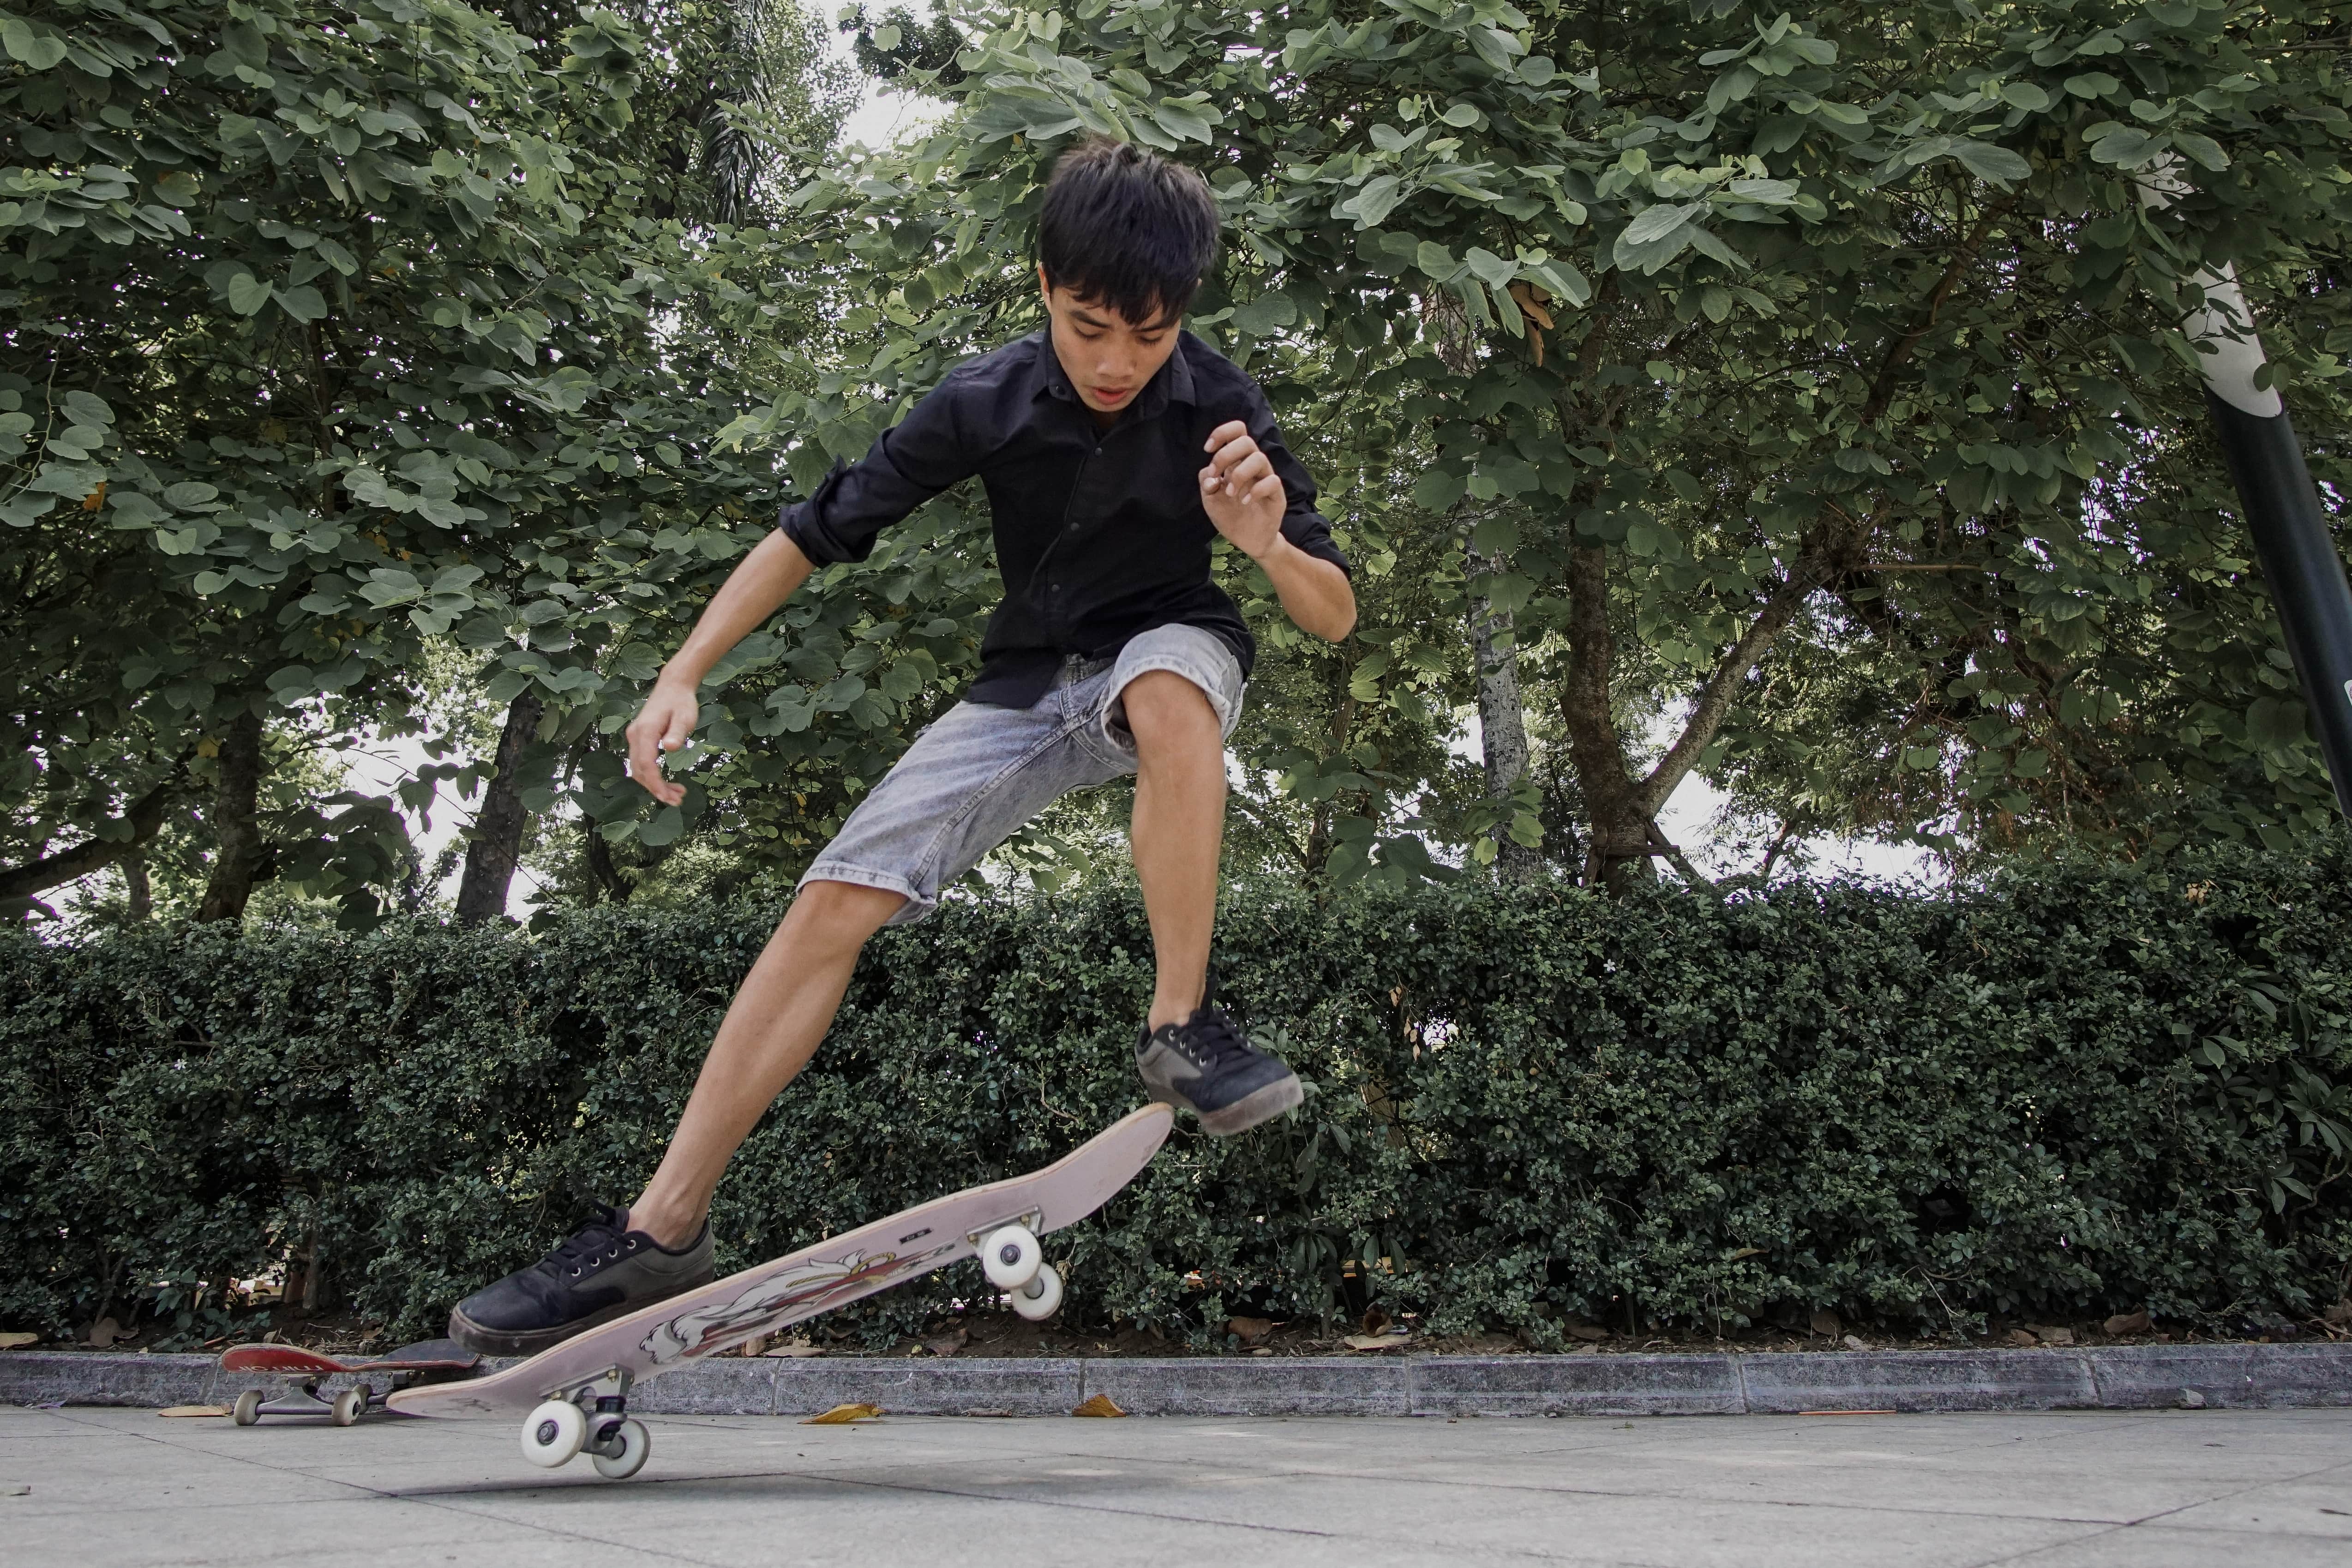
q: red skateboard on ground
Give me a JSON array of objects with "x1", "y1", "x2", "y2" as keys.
[
  {"x1": 390, "y1": 1103, "x2": 1174, "y2": 1480},
  {"x1": 218, "y1": 1338, "x2": 480, "y2": 1425}
]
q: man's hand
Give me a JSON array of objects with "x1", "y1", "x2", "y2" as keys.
[
  {"x1": 626, "y1": 680, "x2": 698, "y2": 806},
  {"x1": 1200, "y1": 419, "x2": 1286, "y2": 559}
]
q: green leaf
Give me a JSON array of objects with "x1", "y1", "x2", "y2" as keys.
[
  {"x1": 1439, "y1": 102, "x2": 1481, "y2": 128},
  {"x1": 1463, "y1": 247, "x2": 1516, "y2": 289},
  {"x1": 1, "y1": 19, "x2": 67, "y2": 70},
  {"x1": 1231, "y1": 292, "x2": 1299, "y2": 336},
  {"x1": 60, "y1": 391, "x2": 115, "y2": 427},
  {"x1": 276, "y1": 286, "x2": 329, "y2": 323},
  {"x1": 1412, "y1": 469, "x2": 1466, "y2": 511},
  {"x1": 1950, "y1": 141, "x2": 2032, "y2": 185},
  {"x1": 2065, "y1": 72, "x2": 2122, "y2": 98},
  {"x1": 224, "y1": 273, "x2": 274, "y2": 316},
  {"x1": 1414, "y1": 240, "x2": 1459, "y2": 281}
]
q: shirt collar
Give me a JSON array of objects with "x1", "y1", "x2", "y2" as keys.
[{"x1": 1032, "y1": 329, "x2": 1197, "y2": 420}]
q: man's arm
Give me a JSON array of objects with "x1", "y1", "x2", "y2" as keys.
[
  {"x1": 1200, "y1": 418, "x2": 1357, "y2": 641},
  {"x1": 626, "y1": 530, "x2": 816, "y2": 806}
]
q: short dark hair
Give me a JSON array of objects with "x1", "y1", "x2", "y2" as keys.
[{"x1": 1037, "y1": 138, "x2": 1220, "y2": 329}]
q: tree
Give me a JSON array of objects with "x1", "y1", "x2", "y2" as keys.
[{"x1": 843, "y1": 0, "x2": 2352, "y2": 885}]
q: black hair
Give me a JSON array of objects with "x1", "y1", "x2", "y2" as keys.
[{"x1": 1037, "y1": 137, "x2": 1220, "y2": 329}]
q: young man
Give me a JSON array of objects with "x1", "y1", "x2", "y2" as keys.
[{"x1": 446, "y1": 138, "x2": 1356, "y2": 1355}]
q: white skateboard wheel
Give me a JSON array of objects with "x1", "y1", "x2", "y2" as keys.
[
  {"x1": 590, "y1": 1418, "x2": 652, "y2": 1480},
  {"x1": 232, "y1": 1389, "x2": 262, "y2": 1426},
  {"x1": 331, "y1": 1386, "x2": 366, "y2": 1426},
  {"x1": 981, "y1": 1223, "x2": 1043, "y2": 1290},
  {"x1": 522, "y1": 1399, "x2": 588, "y2": 1467},
  {"x1": 1011, "y1": 1262, "x2": 1063, "y2": 1322}
]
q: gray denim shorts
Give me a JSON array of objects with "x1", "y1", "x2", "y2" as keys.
[{"x1": 799, "y1": 622, "x2": 1245, "y2": 925}]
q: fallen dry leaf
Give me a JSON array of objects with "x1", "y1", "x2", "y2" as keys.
[
  {"x1": 2103, "y1": 1310, "x2": 2153, "y2": 1337},
  {"x1": 1563, "y1": 1320, "x2": 1609, "y2": 1343},
  {"x1": 1071, "y1": 1393, "x2": 1127, "y2": 1418},
  {"x1": 84, "y1": 1317, "x2": 126, "y2": 1349},
  {"x1": 1359, "y1": 1306, "x2": 1392, "y2": 1337},
  {"x1": 1841, "y1": 1335, "x2": 1869, "y2": 1352},
  {"x1": 923, "y1": 1329, "x2": 968, "y2": 1358},
  {"x1": 0, "y1": 1333, "x2": 37, "y2": 1350},
  {"x1": 762, "y1": 1338, "x2": 823, "y2": 1358},
  {"x1": 800, "y1": 1403, "x2": 883, "y2": 1425},
  {"x1": 2324, "y1": 1299, "x2": 2351, "y2": 1328},
  {"x1": 158, "y1": 1406, "x2": 229, "y2": 1418},
  {"x1": 1809, "y1": 1310, "x2": 1842, "y2": 1339},
  {"x1": 1343, "y1": 1332, "x2": 1410, "y2": 1352},
  {"x1": 2028, "y1": 1325, "x2": 2075, "y2": 1347},
  {"x1": 2008, "y1": 1328, "x2": 2039, "y2": 1347},
  {"x1": 1226, "y1": 1316, "x2": 1273, "y2": 1343}
]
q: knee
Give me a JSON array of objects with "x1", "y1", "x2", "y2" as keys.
[
  {"x1": 1120, "y1": 671, "x2": 1217, "y2": 750},
  {"x1": 783, "y1": 879, "x2": 903, "y2": 947}
]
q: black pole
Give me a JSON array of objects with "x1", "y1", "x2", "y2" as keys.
[{"x1": 2202, "y1": 390, "x2": 2352, "y2": 818}]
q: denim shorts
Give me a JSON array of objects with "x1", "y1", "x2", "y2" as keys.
[{"x1": 798, "y1": 622, "x2": 1245, "y2": 925}]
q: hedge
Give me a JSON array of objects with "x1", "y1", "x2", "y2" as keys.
[{"x1": 4, "y1": 844, "x2": 2350, "y2": 1351}]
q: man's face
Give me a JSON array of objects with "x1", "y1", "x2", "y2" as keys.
[{"x1": 1039, "y1": 265, "x2": 1182, "y2": 421}]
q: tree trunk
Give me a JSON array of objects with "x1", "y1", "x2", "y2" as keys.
[
  {"x1": 455, "y1": 690, "x2": 545, "y2": 925},
  {"x1": 196, "y1": 706, "x2": 272, "y2": 923},
  {"x1": 1559, "y1": 543, "x2": 1655, "y2": 892},
  {"x1": 123, "y1": 854, "x2": 150, "y2": 921},
  {"x1": 1468, "y1": 541, "x2": 1541, "y2": 881},
  {"x1": 584, "y1": 819, "x2": 631, "y2": 904}
]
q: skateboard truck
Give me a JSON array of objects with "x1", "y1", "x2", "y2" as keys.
[
  {"x1": 967, "y1": 1208, "x2": 1063, "y2": 1321},
  {"x1": 235, "y1": 1377, "x2": 371, "y2": 1427},
  {"x1": 521, "y1": 1366, "x2": 651, "y2": 1479}
]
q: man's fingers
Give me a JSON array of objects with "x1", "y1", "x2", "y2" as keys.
[
  {"x1": 1202, "y1": 418, "x2": 1248, "y2": 453},
  {"x1": 1207, "y1": 432, "x2": 1260, "y2": 476}
]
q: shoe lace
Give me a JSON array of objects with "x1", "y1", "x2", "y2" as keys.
[
  {"x1": 1177, "y1": 1008, "x2": 1252, "y2": 1069},
  {"x1": 543, "y1": 1206, "x2": 642, "y2": 1278}
]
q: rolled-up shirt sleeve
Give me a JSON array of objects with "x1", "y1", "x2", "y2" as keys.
[
  {"x1": 1244, "y1": 386, "x2": 1351, "y2": 577},
  {"x1": 778, "y1": 375, "x2": 978, "y2": 565}
]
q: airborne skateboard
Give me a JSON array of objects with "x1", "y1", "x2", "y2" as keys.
[
  {"x1": 219, "y1": 1338, "x2": 480, "y2": 1425},
  {"x1": 389, "y1": 1102, "x2": 1174, "y2": 1479}
]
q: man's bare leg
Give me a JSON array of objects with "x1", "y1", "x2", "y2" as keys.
[
  {"x1": 627, "y1": 879, "x2": 905, "y2": 1247},
  {"x1": 1122, "y1": 670, "x2": 1226, "y2": 1028}
]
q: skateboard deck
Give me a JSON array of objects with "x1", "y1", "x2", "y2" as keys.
[
  {"x1": 390, "y1": 1102, "x2": 1173, "y2": 1421},
  {"x1": 221, "y1": 1338, "x2": 480, "y2": 1425},
  {"x1": 221, "y1": 1341, "x2": 479, "y2": 1377}
]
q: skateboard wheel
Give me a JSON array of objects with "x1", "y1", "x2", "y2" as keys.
[
  {"x1": 981, "y1": 1223, "x2": 1043, "y2": 1290},
  {"x1": 1011, "y1": 1262, "x2": 1062, "y2": 1322},
  {"x1": 331, "y1": 1386, "x2": 367, "y2": 1426},
  {"x1": 521, "y1": 1399, "x2": 588, "y2": 1468},
  {"x1": 590, "y1": 1418, "x2": 652, "y2": 1480},
  {"x1": 233, "y1": 1389, "x2": 263, "y2": 1426}
]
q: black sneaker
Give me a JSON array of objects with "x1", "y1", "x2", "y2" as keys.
[
  {"x1": 448, "y1": 1205, "x2": 715, "y2": 1357},
  {"x1": 1135, "y1": 1004, "x2": 1303, "y2": 1135}
]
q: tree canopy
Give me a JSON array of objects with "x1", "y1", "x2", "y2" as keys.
[{"x1": 8, "y1": 0, "x2": 2351, "y2": 927}]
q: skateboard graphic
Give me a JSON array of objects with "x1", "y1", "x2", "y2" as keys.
[
  {"x1": 388, "y1": 1102, "x2": 1175, "y2": 1479},
  {"x1": 218, "y1": 1339, "x2": 480, "y2": 1426}
]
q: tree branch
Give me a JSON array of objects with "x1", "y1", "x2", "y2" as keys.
[
  {"x1": 1636, "y1": 565, "x2": 1824, "y2": 818},
  {"x1": 0, "y1": 760, "x2": 191, "y2": 901}
]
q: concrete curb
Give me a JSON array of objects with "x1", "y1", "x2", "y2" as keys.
[{"x1": 7, "y1": 1343, "x2": 2348, "y2": 1418}]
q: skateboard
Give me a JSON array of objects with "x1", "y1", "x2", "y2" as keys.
[
  {"x1": 388, "y1": 1102, "x2": 1175, "y2": 1479},
  {"x1": 219, "y1": 1338, "x2": 480, "y2": 1425}
]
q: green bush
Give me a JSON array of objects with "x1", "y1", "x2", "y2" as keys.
[{"x1": 5, "y1": 845, "x2": 2350, "y2": 1349}]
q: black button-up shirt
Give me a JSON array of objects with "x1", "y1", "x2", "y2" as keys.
[{"x1": 778, "y1": 329, "x2": 1349, "y2": 708}]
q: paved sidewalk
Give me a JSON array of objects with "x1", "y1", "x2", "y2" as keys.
[{"x1": 4, "y1": 1404, "x2": 2348, "y2": 1566}]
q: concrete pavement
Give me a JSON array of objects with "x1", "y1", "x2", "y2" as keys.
[{"x1": 4, "y1": 1403, "x2": 2349, "y2": 1567}]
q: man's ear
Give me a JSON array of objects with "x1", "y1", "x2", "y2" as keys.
[{"x1": 1037, "y1": 264, "x2": 1052, "y2": 302}]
